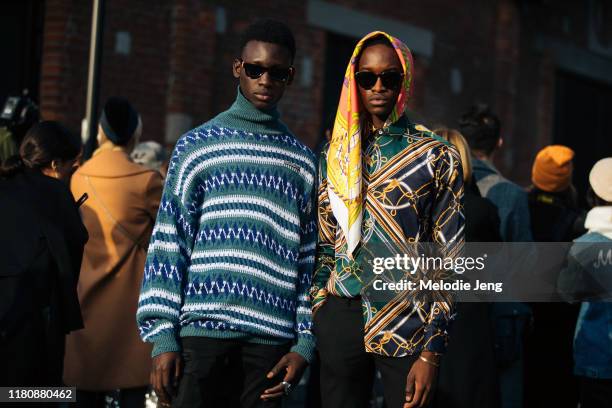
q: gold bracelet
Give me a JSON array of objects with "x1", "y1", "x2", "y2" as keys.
[{"x1": 419, "y1": 354, "x2": 440, "y2": 368}]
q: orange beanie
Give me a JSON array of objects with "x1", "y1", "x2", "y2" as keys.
[{"x1": 531, "y1": 145, "x2": 574, "y2": 193}]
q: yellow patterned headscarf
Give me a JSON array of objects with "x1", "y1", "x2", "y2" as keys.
[{"x1": 327, "y1": 31, "x2": 414, "y2": 256}]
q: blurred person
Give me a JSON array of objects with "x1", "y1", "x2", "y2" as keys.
[
  {"x1": 63, "y1": 97, "x2": 163, "y2": 408},
  {"x1": 459, "y1": 104, "x2": 532, "y2": 408},
  {"x1": 312, "y1": 32, "x2": 464, "y2": 408},
  {"x1": 304, "y1": 116, "x2": 338, "y2": 408},
  {"x1": 137, "y1": 20, "x2": 316, "y2": 408},
  {"x1": 528, "y1": 145, "x2": 586, "y2": 242},
  {"x1": 0, "y1": 92, "x2": 40, "y2": 162},
  {"x1": 459, "y1": 104, "x2": 532, "y2": 242},
  {"x1": 524, "y1": 144, "x2": 583, "y2": 408},
  {"x1": 131, "y1": 140, "x2": 167, "y2": 173},
  {"x1": 434, "y1": 128, "x2": 500, "y2": 243},
  {"x1": 431, "y1": 128, "x2": 500, "y2": 408},
  {"x1": 0, "y1": 121, "x2": 87, "y2": 386},
  {"x1": 557, "y1": 157, "x2": 612, "y2": 408}
]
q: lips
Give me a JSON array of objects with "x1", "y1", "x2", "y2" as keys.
[
  {"x1": 254, "y1": 93, "x2": 273, "y2": 102},
  {"x1": 369, "y1": 97, "x2": 390, "y2": 106}
]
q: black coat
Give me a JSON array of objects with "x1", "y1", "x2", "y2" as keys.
[
  {"x1": 433, "y1": 181, "x2": 501, "y2": 408},
  {"x1": 525, "y1": 187, "x2": 582, "y2": 407},
  {"x1": 464, "y1": 180, "x2": 502, "y2": 242},
  {"x1": 527, "y1": 188, "x2": 586, "y2": 242},
  {"x1": 0, "y1": 170, "x2": 87, "y2": 385}
]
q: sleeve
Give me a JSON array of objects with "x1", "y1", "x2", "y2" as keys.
[
  {"x1": 508, "y1": 188, "x2": 533, "y2": 242},
  {"x1": 557, "y1": 239, "x2": 612, "y2": 303},
  {"x1": 290, "y1": 175, "x2": 318, "y2": 363},
  {"x1": 143, "y1": 171, "x2": 164, "y2": 221},
  {"x1": 424, "y1": 144, "x2": 465, "y2": 353},
  {"x1": 310, "y1": 149, "x2": 337, "y2": 313},
  {"x1": 557, "y1": 243, "x2": 583, "y2": 303},
  {"x1": 54, "y1": 182, "x2": 88, "y2": 332},
  {"x1": 136, "y1": 140, "x2": 198, "y2": 357},
  {"x1": 486, "y1": 201, "x2": 503, "y2": 243},
  {"x1": 59, "y1": 182, "x2": 88, "y2": 279}
]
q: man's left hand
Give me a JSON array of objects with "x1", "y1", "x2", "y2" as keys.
[
  {"x1": 260, "y1": 352, "x2": 307, "y2": 400},
  {"x1": 404, "y1": 351, "x2": 439, "y2": 408}
]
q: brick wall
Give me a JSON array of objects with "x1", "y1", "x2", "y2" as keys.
[
  {"x1": 38, "y1": 0, "x2": 609, "y2": 185},
  {"x1": 40, "y1": 0, "x2": 90, "y2": 125},
  {"x1": 41, "y1": 0, "x2": 172, "y2": 145}
]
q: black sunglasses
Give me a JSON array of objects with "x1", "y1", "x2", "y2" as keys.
[
  {"x1": 355, "y1": 70, "x2": 403, "y2": 90},
  {"x1": 239, "y1": 59, "x2": 293, "y2": 82}
]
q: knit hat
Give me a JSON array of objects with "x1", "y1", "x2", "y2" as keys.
[
  {"x1": 589, "y1": 157, "x2": 612, "y2": 203},
  {"x1": 531, "y1": 145, "x2": 574, "y2": 192},
  {"x1": 100, "y1": 96, "x2": 139, "y2": 145}
]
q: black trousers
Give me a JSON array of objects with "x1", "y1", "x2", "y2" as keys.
[
  {"x1": 315, "y1": 295, "x2": 419, "y2": 408},
  {"x1": 173, "y1": 337, "x2": 290, "y2": 408},
  {"x1": 73, "y1": 387, "x2": 148, "y2": 408},
  {"x1": 579, "y1": 377, "x2": 612, "y2": 408}
]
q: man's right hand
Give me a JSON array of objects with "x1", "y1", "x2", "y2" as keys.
[{"x1": 151, "y1": 351, "x2": 182, "y2": 405}]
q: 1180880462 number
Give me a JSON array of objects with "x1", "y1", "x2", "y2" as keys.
[{"x1": 1, "y1": 387, "x2": 76, "y2": 402}]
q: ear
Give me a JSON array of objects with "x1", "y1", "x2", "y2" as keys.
[
  {"x1": 233, "y1": 59, "x2": 242, "y2": 79},
  {"x1": 497, "y1": 137, "x2": 504, "y2": 149},
  {"x1": 97, "y1": 124, "x2": 107, "y2": 145},
  {"x1": 286, "y1": 67, "x2": 296, "y2": 86},
  {"x1": 51, "y1": 160, "x2": 58, "y2": 170}
]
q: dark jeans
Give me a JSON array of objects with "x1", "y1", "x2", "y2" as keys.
[
  {"x1": 315, "y1": 295, "x2": 419, "y2": 408},
  {"x1": 173, "y1": 337, "x2": 291, "y2": 408},
  {"x1": 579, "y1": 377, "x2": 612, "y2": 408}
]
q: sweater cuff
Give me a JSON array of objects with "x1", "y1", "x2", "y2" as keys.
[
  {"x1": 151, "y1": 332, "x2": 181, "y2": 357},
  {"x1": 290, "y1": 336, "x2": 316, "y2": 364}
]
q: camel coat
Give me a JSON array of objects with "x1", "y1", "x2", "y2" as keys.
[{"x1": 63, "y1": 146, "x2": 163, "y2": 390}]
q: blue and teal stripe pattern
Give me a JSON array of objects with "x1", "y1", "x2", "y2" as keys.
[{"x1": 137, "y1": 89, "x2": 317, "y2": 362}]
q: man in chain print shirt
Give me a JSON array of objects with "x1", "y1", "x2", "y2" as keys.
[{"x1": 311, "y1": 31, "x2": 464, "y2": 408}]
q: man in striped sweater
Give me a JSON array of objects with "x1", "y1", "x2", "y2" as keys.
[{"x1": 137, "y1": 20, "x2": 316, "y2": 408}]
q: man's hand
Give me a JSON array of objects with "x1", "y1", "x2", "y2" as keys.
[
  {"x1": 260, "y1": 352, "x2": 308, "y2": 400},
  {"x1": 151, "y1": 351, "x2": 182, "y2": 406},
  {"x1": 404, "y1": 351, "x2": 439, "y2": 408}
]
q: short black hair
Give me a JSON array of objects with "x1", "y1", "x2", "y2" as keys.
[
  {"x1": 240, "y1": 19, "x2": 296, "y2": 63},
  {"x1": 356, "y1": 35, "x2": 393, "y2": 67},
  {"x1": 459, "y1": 103, "x2": 501, "y2": 155}
]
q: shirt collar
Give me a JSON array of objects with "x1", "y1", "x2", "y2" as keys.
[
  {"x1": 473, "y1": 158, "x2": 500, "y2": 175},
  {"x1": 372, "y1": 115, "x2": 408, "y2": 140}
]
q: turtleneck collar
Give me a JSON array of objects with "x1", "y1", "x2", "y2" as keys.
[{"x1": 212, "y1": 87, "x2": 289, "y2": 135}]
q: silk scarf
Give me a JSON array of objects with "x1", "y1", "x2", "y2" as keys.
[{"x1": 327, "y1": 31, "x2": 414, "y2": 255}]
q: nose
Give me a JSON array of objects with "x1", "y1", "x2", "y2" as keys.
[
  {"x1": 257, "y1": 72, "x2": 273, "y2": 88},
  {"x1": 371, "y1": 76, "x2": 385, "y2": 92}
]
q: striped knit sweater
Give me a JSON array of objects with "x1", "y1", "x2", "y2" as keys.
[{"x1": 137, "y1": 89, "x2": 317, "y2": 362}]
